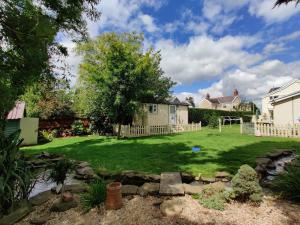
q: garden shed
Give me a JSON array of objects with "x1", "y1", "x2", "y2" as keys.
[{"x1": 5, "y1": 101, "x2": 39, "y2": 146}]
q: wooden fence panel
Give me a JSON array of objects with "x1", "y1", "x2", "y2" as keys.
[{"x1": 254, "y1": 123, "x2": 300, "y2": 138}]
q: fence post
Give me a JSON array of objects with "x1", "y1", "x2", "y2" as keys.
[
  {"x1": 240, "y1": 117, "x2": 243, "y2": 134},
  {"x1": 219, "y1": 118, "x2": 222, "y2": 133},
  {"x1": 200, "y1": 121, "x2": 202, "y2": 130}
]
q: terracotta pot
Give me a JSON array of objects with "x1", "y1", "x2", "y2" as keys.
[{"x1": 105, "y1": 182, "x2": 123, "y2": 210}]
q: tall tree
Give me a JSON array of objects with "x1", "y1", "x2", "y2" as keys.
[
  {"x1": 76, "y1": 32, "x2": 175, "y2": 138},
  {"x1": 275, "y1": 0, "x2": 300, "y2": 6},
  {"x1": 186, "y1": 96, "x2": 195, "y2": 108},
  {"x1": 0, "y1": 0, "x2": 100, "y2": 132}
]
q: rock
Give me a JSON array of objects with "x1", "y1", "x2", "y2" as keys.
[
  {"x1": 55, "y1": 183, "x2": 63, "y2": 194},
  {"x1": 37, "y1": 151, "x2": 50, "y2": 159},
  {"x1": 256, "y1": 157, "x2": 272, "y2": 166},
  {"x1": 183, "y1": 183, "x2": 203, "y2": 195},
  {"x1": 201, "y1": 177, "x2": 215, "y2": 184},
  {"x1": 30, "y1": 216, "x2": 49, "y2": 225},
  {"x1": 0, "y1": 201, "x2": 32, "y2": 225},
  {"x1": 64, "y1": 184, "x2": 89, "y2": 193},
  {"x1": 77, "y1": 162, "x2": 90, "y2": 168},
  {"x1": 181, "y1": 172, "x2": 195, "y2": 183},
  {"x1": 138, "y1": 183, "x2": 160, "y2": 196},
  {"x1": 160, "y1": 199, "x2": 184, "y2": 217},
  {"x1": 117, "y1": 171, "x2": 160, "y2": 186},
  {"x1": 267, "y1": 149, "x2": 293, "y2": 159},
  {"x1": 62, "y1": 192, "x2": 74, "y2": 202},
  {"x1": 50, "y1": 199, "x2": 78, "y2": 212},
  {"x1": 159, "y1": 172, "x2": 184, "y2": 196},
  {"x1": 75, "y1": 166, "x2": 95, "y2": 180},
  {"x1": 29, "y1": 190, "x2": 53, "y2": 206},
  {"x1": 122, "y1": 185, "x2": 139, "y2": 195},
  {"x1": 215, "y1": 171, "x2": 231, "y2": 178}
]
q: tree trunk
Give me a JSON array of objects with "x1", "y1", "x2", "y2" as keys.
[{"x1": 117, "y1": 123, "x2": 121, "y2": 139}]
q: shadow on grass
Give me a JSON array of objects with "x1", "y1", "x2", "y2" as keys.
[{"x1": 24, "y1": 136, "x2": 300, "y2": 176}]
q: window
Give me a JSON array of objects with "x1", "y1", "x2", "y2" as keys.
[{"x1": 148, "y1": 104, "x2": 158, "y2": 113}]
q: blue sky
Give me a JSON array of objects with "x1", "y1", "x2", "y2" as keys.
[{"x1": 61, "y1": 0, "x2": 300, "y2": 105}]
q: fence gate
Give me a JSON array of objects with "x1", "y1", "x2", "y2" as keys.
[{"x1": 242, "y1": 122, "x2": 255, "y2": 135}]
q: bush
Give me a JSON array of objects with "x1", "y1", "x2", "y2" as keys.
[
  {"x1": 188, "y1": 108, "x2": 252, "y2": 126},
  {"x1": 38, "y1": 130, "x2": 54, "y2": 143},
  {"x1": 71, "y1": 120, "x2": 85, "y2": 135},
  {"x1": 0, "y1": 130, "x2": 33, "y2": 216},
  {"x1": 231, "y1": 164, "x2": 263, "y2": 203},
  {"x1": 193, "y1": 182, "x2": 227, "y2": 211},
  {"x1": 208, "y1": 113, "x2": 219, "y2": 128},
  {"x1": 48, "y1": 159, "x2": 73, "y2": 186},
  {"x1": 81, "y1": 179, "x2": 107, "y2": 210},
  {"x1": 271, "y1": 166, "x2": 300, "y2": 202}
]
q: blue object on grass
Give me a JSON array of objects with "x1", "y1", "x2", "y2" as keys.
[{"x1": 192, "y1": 146, "x2": 201, "y2": 152}]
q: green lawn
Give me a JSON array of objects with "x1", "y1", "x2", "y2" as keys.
[{"x1": 22, "y1": 126, "x2": 300, "y2": 177}]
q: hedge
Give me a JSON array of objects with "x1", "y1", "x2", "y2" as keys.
[{"x1": 188, "y1": 108, "x2": 253, "y2": 126}]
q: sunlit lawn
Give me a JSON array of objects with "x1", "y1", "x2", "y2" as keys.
[{"x1": 22, "y1": 125, "x2": 300, "y2": 177}]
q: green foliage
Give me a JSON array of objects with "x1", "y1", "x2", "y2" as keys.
[
  {"x1": 231, "y1": 164, "x2": 263, "y2": 203},
  {"x1": 39, "y1": 130, "x2": 54, "y2": 143},
  {"x1": 75, "y1": 32, "x2": 175, "y2": 137},
  {"x1": 0, "y1": 0, "x2": 100, "y2": 120},
  {"x1": 48, "y1": 159, "x2": 73, "y2": 185},
  {"x1": 275, "y1": 0, "x2": 300, "y2": 6},
  {"x1": 0, "y1": 131, "x2": 33, "y2": 216},
  {"x1": 189, "y1": 108, "x2": 252, "y2": 126},
  {"x1": 271, "y1": 166, "x2": 300, "y2": 202},
  {"x1": 193, "y1": 182, "x2": 227, "y2": 211},
  {"x1": 71, "y1": 120, "x2": 85, "y2": 135},
  {"x1": 208, "y1": 113, "x2": 219, "y2": 129},
  {"x1": 21, "y1": 79, "x2": 75, "y2": 119},
  {"x1": 81, "y1": 179, "x2": 107, "y2": 210}
]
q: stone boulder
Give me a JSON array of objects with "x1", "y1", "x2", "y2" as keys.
[
  {"x1": 183, "y1": 183, "x2": 203, "y2": 195},
  {"x1": 75, "y1": 166, "x2": 95, "y2": 180},
  {"x1": 29, "y1": 190, "x2": 53, "y2": 206},
  {"x1": 50, "y1": 200, "x2": 78, "y2": 212},
  {"x1": 201, "y1": 177, "x2": 215, "y2": 184},
  {"x1": 29, "y1": 215, "x2": 50, "y2": 225},
  {"x1": 122, "y1": 185, "x2": 139, "y2": 195},
  {"x1": 181, "y1": 172, "x2": 195, "y2": 183},
  {"x1": 138, "y1": 183, "x2": 160, "y2": 196},
  {"x1": 160, "y1": 199, "x2": 184, "y2": 217}
]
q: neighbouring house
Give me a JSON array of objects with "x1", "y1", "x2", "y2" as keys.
[
  {"x1": 199, "y1": 89, "x2": 242, "y2": 111},
  {"x1": 260, "y1": 79, "x2": 300, "y2": 125},
  {"x1": 5, "y1": 101, "x2": 39, "y2": 145},
  {"x1": 133, "y1": 97, "x2": 189, "y2": 126}
]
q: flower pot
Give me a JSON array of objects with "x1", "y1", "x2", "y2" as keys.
[{"x1": 105, "y1": 182, "x2": 123, "y2": 210}]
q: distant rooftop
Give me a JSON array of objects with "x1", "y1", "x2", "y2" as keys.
[{"x1": 6, "y1": 101, "x2": 26, "y2": 120}]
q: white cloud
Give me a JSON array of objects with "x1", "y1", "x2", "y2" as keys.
[
  {"x1": 138, "y1": 14, "x2": 158, "y2": 32},
  {"x1": 249, "y1": 0, "x2": 300, "y2": 23},
  {"x1": 156, "y1": 35, "x2": 261, "y2": 84}
]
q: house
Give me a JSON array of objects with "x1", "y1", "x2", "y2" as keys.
[
  {"x1": 5, "y1": 101, "x2": 39, "y2": 145},
  {"x1": 260, "y1": 79, "x2": 300, "y2": 125},
  {"x1": 133, "y1": 97, "x2": 189, "y2": 126},
  {"x1": 199, "y1": 89, "x2": 242, "y2": 111}
]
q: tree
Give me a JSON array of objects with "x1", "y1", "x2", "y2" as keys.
[
  {"x1": 0, "y1": 0, "x2": 100, "y2": 133},
  {"x1": 21, "y1": 78, "x2": 75, "y2": 119},
  {"x1": 76, "y1": 32, "x2": 175, "y2": 138},
  {"x1": 275, "y1": 0, "x2": 300, "y2": 6},
  {"x1": 186, "y1": 96, "x2": 195, "y2": 108}
]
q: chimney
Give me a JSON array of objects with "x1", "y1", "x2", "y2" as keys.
[
  {"x1": 205, "y1": 93, "x2": 210, "y2": 99},
  {"x1": 233, "y1": 89, "x2": 239, "y2": 96}
]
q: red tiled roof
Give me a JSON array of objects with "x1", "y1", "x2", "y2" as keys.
[{"x1": 6, "y1": 101, "x2": 26, "y2": 120}]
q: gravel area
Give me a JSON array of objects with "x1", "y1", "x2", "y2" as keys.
[{"x1": 16, "y1": 195, "x2": 300, "y2": 225}]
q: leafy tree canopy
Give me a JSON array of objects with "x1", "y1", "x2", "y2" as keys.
[
  {"x1": 75, "y1": 32, "x2": 175, "y2": 137},
  {"x1": 275, "y1": 0, "x2": 300, "y2": 6},
  {"x1": 0, "y1": 0, "x2": 100, "y2": 123}
]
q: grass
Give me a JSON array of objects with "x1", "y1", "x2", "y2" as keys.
[{"x1": 22, "y1": 125, "x2": 300, "y2": 177}]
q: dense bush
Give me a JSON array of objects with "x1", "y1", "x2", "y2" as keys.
[
  {"x1": 189, "y1": 108, "x2": 252, "y2": 126},
  {"x1": 0, "y1": 131, "x2": 33, "y2": 216},
  {"x1": 81, "y1": 179, "x2": 107, "y2": 210},
  {"x1": 208, "y1": 113, "x2": 219, "y2": 128},
  {"x1": 193, "y1": 182, "x2": 227, "y2": 211},
  {"x1": 271, "y1": 165, "x2": 300, "y2": 202},
  {"x1": 71, "y1": 120, "x2": 85, "y2": 135},
  {"x1": 38, "y1": 130, "x2": 54, "y2": 143},
  {"x1": 231, "y1": 164, "x2": 263, "y2": 203}
]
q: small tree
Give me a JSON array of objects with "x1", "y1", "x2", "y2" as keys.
[
  {"x1": 49, "y1": 159, "x2": 73, "y2": 198},
  {"x1": 275, "y1": 0, "x2": 300, "y2": 6}
]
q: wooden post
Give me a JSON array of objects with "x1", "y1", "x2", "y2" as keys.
[
  {"x1": 219, "y1": 118, "x2": 222, "y2": 133},
  {"x1": 240, "y1": 117, "x2": 243, "y2": 134}
]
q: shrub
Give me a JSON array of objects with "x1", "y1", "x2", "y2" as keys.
[
  {"x1": 188, "y1": 108, "x2": 252, "y2": 126},
  {"x1": 81, "y1": 179, "x2": 107, "y2": 210},
  {"x1": 0, "y1": 130, "x2": 33, "y2": 216},
  {"x1": 71, "y1": 120, "x2": 85, "y2": 135},
  {"x1": 271, "y1": 166, "x2": 300, "y2": 202},
  {"x1": 38, "y1": 130, "x2": 54, "y2": 143},
  {"x1": 231, "y1": 164, "x2": 263, "y2": 203},
  {"x1": 208, "y1": 113, "x2": 219, "y2": 128}
]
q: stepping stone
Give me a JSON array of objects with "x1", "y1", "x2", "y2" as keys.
[
  {"x1": 138, "y1": 183, "x2": 159, "y2": 196},
  {"x1": 159, "y1": 172, "x2": 184, "y2": 196},
  {"x1": 122, "y1": 185, "x2": 139, "y2": 195},
  {"x1": 183, "y1": 183, "x2": 204, "y2": 195}
]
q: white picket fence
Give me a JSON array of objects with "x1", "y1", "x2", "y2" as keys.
[
  {"x1": 114, "y1": 123, "x2": 202, "y2": 138},
  {"x1": 255, "y1": 123, "x2": 300, "y2": 138}
]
